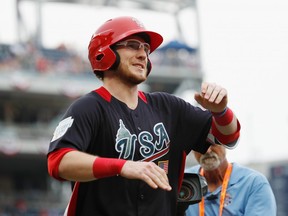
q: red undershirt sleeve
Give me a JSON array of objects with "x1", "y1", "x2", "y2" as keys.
[{"x1": 47, "y1": 148, "x2": 77, "y2": 181}]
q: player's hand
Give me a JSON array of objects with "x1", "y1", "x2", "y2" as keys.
[
  {"x1": 194, "y1": 82, "x2": 228, "y2": 113},
  {"x1": 120, "y1": 161, "x2": 172, "y2": 191}
]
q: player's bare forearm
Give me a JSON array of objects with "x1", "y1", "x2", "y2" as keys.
[
  {"x1": 58, "y1": 151, "x2": 96, "y2": 182},
  {"x1": 58, "y1": 151, "x2": 172, "y2": 191}
]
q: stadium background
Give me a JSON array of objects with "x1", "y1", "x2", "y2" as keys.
[{"x1": 0, "y1": 0, "x2": 287, "y2": 215}]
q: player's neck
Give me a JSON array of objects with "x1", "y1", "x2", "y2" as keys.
[{"x1": 103, "y1": 82, "x2": 139, "y2": 109}]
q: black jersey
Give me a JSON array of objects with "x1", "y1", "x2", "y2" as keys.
[{"x1": 48, "y1": 86, "x2": 212, "y2": 216}]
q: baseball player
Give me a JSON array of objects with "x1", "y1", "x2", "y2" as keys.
[{"x1": 47, "y1": 16, "x2": 241, "y2": 216}]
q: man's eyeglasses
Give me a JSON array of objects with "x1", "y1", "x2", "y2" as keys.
[{"x1": 115, "y1": 40, "x2": 151, "y2": 55}]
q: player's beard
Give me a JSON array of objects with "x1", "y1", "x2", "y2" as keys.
[
  {"x1": 199, "y1": 152, "x2": 221, "y2": 171},
  {"x1": 116, "y1": 62, "x2": 147, "y2": 85}
]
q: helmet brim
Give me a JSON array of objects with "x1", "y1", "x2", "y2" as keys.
[{"x1": 111, "y1": 30, "x2": 163, "y2": 54}]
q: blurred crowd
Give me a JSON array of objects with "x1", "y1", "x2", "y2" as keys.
[
  {"x1": 0, "y1": 41, "x2": 91, "y2": 75},
  {"x1": 0, "y1": 40, "x2": 198, "y2": 76},
  {"x1": 0, "y1": 199, "x2": 64, "y2": 216}
]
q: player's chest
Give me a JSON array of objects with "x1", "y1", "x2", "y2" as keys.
[{"x1": 102, "y1": 106, "x2": 171, "y2": 161}]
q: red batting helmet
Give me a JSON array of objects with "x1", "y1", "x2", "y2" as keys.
[{"x1": 88, "y1": 16, "x2": 163, "y2": 75}]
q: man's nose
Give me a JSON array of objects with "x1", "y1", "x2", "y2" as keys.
[
  {"x1": 138, "y1": 46, "x2": 148, "y2": 56},
  {"x1": 206, "y1": 146, "x2": 212, "y2": 153},
  {"x1": 137, "y1": 49, "x2": 147, "y2": 60}
]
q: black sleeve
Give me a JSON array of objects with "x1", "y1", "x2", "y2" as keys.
[{"x1": 48, "y1": 94, "x2": 100, "y2": 153}]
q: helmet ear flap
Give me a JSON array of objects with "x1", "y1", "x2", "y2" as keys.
[
  {"x1": 147, "y1": 59, "x2": 152, "y2": 76},
  {"x1": 109, "y1": 50, "x2": 120, "y2": 70}
]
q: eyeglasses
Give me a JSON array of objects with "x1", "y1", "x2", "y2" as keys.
[{"x1": 115, "y1": 40, "x2": 151, "y2": 55}]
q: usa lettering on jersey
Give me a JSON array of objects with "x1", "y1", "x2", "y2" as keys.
[{"x1": 115, "y1": 119, "x2": 170, "y2": 163}]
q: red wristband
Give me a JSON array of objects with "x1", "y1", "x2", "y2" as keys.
[
  {"x1": 212, "y1": 107, "x2": 234, "y2": 126},
  {"x1": 211, "y1": 120, "x2": 241, "y2": 144},
  {"x1": 93, "y1": 157, "x2": 126, "y2": 179}
]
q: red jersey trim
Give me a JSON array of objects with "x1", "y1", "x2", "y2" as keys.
[
  {"x1": 94, "y1": 86, "x2": 112, "y2": 102},
  {"x1": 94, "y1": 86, "x2": 148, "y2": 104},
  {"x1": 178, "y1": 151, "x2": 187, "y2": 193},
  {"x1": 138, "y1": 91, "x2": 147, "y2": 103},
  {"x1": 66, "y1": 181, "x2": 79, "y2": 216}
]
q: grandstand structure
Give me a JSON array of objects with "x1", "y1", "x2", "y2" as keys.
[{"x1": 0, "y1": 0, "x2": 202, "y2": 214}]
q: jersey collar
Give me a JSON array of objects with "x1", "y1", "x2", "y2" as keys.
[{"x1": 94, "y1": 86, "x2": 147, "y2": 104}]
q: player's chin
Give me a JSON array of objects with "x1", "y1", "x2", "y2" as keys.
[
  {"x1": 132, "y1": 76, "x2": 147, "y2": 85},
  {"x1": 132, "y1": 69, "x2": 147, "y2": 81}
]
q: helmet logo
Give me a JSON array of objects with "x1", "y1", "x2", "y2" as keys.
[{"x1": 131, "y1": 17, "x2": 145, "y2": 29}]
